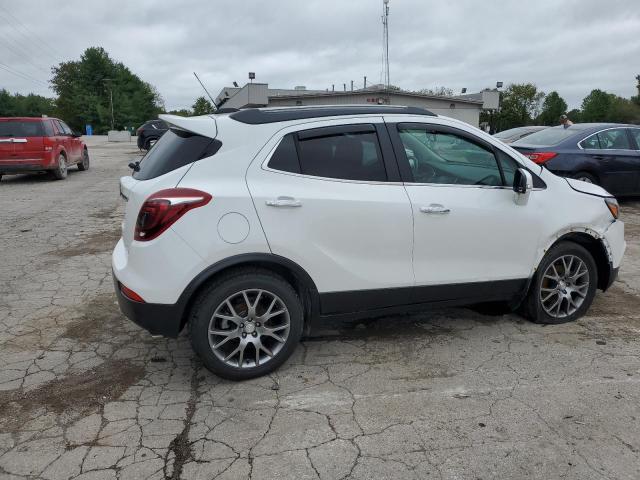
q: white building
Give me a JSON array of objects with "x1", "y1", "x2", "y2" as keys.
[{"x1": 215, "y1": 83, "x2": 498, "y2": 127}]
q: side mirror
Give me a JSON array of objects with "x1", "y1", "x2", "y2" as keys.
[
  {"x1": 513, "y1": 168, "x2": 533, "y2": 205},
  {"x1": 72, "y1": 132, "x2": 82, "y2": 138}
]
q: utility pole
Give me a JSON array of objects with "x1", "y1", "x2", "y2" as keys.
[{"x1": 102, "y1": 78, "x2": 115, "y2": 131}]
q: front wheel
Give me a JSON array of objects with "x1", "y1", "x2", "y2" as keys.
[
  {"x1": 522, "y1": 241, "x2": 597, "y2": 324},
  {"x1": 189, "y1": 270, "x2": 303, "y2": 380},
  {"x1": 77, "y1": 149, "x2": 90, "y2": 171}
]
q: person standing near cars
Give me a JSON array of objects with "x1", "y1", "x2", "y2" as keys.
[{"x1": 560, "y1": 114, "x2": 573, "y2": 128}]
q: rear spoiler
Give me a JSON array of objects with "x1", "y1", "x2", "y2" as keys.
[{"x1": 158, "y1": 114, "x2": 217, "y2": 139}]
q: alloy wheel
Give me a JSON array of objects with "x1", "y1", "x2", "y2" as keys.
[
  {"x1": 539, "y1": 254, "x2": 590, "y2": 318},
  {"x1": 208, "y1": 289, "x2": 290, "y2": 368}
]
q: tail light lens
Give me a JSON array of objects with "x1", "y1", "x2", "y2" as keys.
[
  {"x1": 43, "y1": 137, "x2": 54, "y2": 151},
  {"x1": 136, "y1": 127, "x2": 143, "y2": 135},
  {"x1": 134, "y1": 188, "x2": 212, "y2": 241},
  {"x1": 523, "y1": 152, "x2": 557, "y2": 164}
]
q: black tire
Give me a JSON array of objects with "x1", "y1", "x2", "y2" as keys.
[
  {"x1": 51, "y1": 153, "x2": 68, "y2": 180},
  {"x1": 573, "y1": 171, "x2": 597, "y2": 185},
  {"x1": 143, "y1": 138, "x2": 157, "y2": 151},
  {"x1": 77, "y1": 149, "x2": 90, "y2": 171},
  {"x1": 521, "y1": 241, "x2": 598, "y2": 324},
  {"x1": 189, "y1": 269, "x2": 303, "y2": 380}
]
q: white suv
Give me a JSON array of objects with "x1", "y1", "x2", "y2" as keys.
[{"x1": 113, "y1": 106, "x2": 626, "y2": 380}]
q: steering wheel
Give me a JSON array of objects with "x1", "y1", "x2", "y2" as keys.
[{"x1": 474, "y1": 175, "x2": 500, "y2": 186}]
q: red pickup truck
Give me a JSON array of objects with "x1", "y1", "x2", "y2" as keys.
[{"x1": 0, "y1": 117, "x2": 89, "y2": 181}]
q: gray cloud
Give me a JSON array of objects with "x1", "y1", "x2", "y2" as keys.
[{"x1": 0, "y1": 0, "x2": 638, "y2": 111}]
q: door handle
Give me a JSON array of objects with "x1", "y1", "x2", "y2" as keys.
[
  {"x1": 420, "y1": 204, "x2": 450, "y2": 215},
  {"x1": 265, "y1": 196, "x2": 302, "y2": 208},
  {"x1": 592, "y1": 155, "x2": 606, "y2": 160}
]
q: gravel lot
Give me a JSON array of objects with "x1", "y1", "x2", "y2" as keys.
[{"x1": 1, "y1": 136, "x2": 639, "y2": 480}]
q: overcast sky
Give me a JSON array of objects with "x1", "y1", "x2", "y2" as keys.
[{"x1": 0, "y1": 0, "x2": 638, "y2": 111}]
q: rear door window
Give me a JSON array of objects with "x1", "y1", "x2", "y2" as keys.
[
  {"x1": 0, "y1": 121, "x2": 44, "y2": 137},
  {"x1": 267, "y1": 125, "x2": 388, "y2": 182},
  {"x1": 133, "y1": 128, "x2": 221, "y2": 180},
  {"x1": 597, "y1": 128, "x2": 630, "y2": 150}
]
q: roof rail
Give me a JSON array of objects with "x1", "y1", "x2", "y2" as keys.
[{"x1": 229, "y1": 105, "x2": 436, "y2": 125}]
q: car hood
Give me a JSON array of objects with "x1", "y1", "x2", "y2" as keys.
[{"x1": 565, "y1": 178, "x2": 612, "y2": 198}]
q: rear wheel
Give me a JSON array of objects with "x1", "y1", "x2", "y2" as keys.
[
  {"x1": 77, "y1": 149, "x2": 90, "y2": 171},
  {"x1": 143, "y1": 138, "x2": 156, "y2": 151},
  {"x1": 573, "y1": 171, "x2": 597, "y2": 184},
  {"x1": 189, "y1": 269, "x2": 303, "y2": 380},
  {"x1": 522, "y1": 241, "x2": 597, "y2": 324},
  {"x1": 51, "y1": 154, "x2": 67, "y2": 180}
]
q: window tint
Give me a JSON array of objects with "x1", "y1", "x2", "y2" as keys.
[
  {"x1": 42, "y1": 120, "x2": 55, "y2": 137},
  {"x1": 296, "y1": 129, "x2": 387, "y2": 181},
  {"x1": 398, "y1": 127, "x2": 503, "y2": 186},
  {"x1": 630, "y1": 129, "x2": 640, "y2": 149},
  {"x1": 596, "y1": 128, "x2": 630, "y2": 149},
  {"x1": 59, "y1": 121, "x2": 73, "y2": 135},
  {"x1": 53, "y1": 120, "x2": 65, "y2": 135},
  {"x1": 133, "y1": 129, "x2": 222, "y2": 180},
  {"x1": 580, "y1": 134, "x2": 600, "y2": 149},
  {"x1": 268, "y1": 134, "x2": 300, "y2": 173},
  {"x1": 0, "y1": 121, "x2": 44, "y2": 137}
]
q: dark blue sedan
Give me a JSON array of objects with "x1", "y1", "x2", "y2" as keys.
[{"x1": 511, "y1": 123, "x2": 640, "y2": 196}]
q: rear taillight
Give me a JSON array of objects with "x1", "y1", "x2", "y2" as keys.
[
  {"x1": 43, "y1": 137, "x2": 54, "y2": 151},
  {"x1": 136, "y1": 127, "x2": 143, "y2": 135},
  {"x1": 134, "y1": 188, "x2": 212, "y2": 241},
  {"x1": 523, "y1": 152, "x2": 557, "y2": 164}
]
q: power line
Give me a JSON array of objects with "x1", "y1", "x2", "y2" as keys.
[
  {"x1": 0, "y1": 5, "x2": 63, "y2": 60},
  {"x1": 0, "y1": 30, "x2": 51, "y2": 74},
  {"x1": 0, "y1": 61, "x2": 49, "y2": 87}
]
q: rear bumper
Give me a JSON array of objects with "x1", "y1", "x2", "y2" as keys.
[
  {"x1": 0, "y1": 163, "x2": 51, "y2": 173},
  {"x1": 113, "y1": 272, "x2": 183, "y2": 338}
]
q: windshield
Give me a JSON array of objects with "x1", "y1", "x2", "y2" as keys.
[
  {"x1": 0, "y1": 121, "x2": 44, "y2": 137},
  {"x1": 512, "y1": 127, "x2": 578, "y2": 146}
]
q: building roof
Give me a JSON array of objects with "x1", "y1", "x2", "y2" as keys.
[
  {"x1": 269, "y1": 89, "x2": 484, "y2": 105},
  {"x1": 229, "y1": 105, "x2": 437, "y2": 124}
]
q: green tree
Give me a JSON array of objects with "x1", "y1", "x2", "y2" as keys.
[
  {"x1": 537, "y1": 91, "x2": 568, "y2": 126},
  {"x1": 418, "y1": 86, "x2": 454, "y2": 96},
  {"x1": 50, "y1": 47, "x2": 163, "y2": 133},
  {"x1": 631, "y1": 74, "x2": 640, "y2": 107},
  {"x1": 191, "y1": 96, "x2": 215, "y2": 115},
  {"x1": 495, "y1": 83, "x2": 545, "y2": 130},
  {"x1": 580, "y1": 89, "x2": 613, "y2": 122},
  {"x1": 566, "y1": 108, "x2": 582, "y2": 123},
  {"x1": 166, "y1": 108, "x2": 193, "y2": 117},
  {"x1": 0, "y1": 89, "x2": 56, "y2": 117}
]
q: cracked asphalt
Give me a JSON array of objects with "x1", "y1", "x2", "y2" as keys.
[{"x1": 1, "y1": 136, "x2": 640, "y2": 480}]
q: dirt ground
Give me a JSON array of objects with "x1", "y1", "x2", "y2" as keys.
[{"x1": 1, "y1": 136, "x2": 639, "y2": 479}]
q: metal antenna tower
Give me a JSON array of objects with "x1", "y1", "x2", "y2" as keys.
[{"x1": 382, "y1": 0, "x2": 390, "y2": 94}]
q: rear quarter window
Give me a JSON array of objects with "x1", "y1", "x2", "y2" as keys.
[
  {"x1": 133, "y1": 128, "x2": 221, "y2": 180},
  {"x1": 0, "y1": 121, "x2": 44, "y2": 137}
]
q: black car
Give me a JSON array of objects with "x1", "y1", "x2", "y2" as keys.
[
  {"x1": 136, "y1": 120, "x2": 168, "y2": 150},
  {"x1": 511, "y1": 123, "x2": 640, "y2": 196}
]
